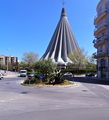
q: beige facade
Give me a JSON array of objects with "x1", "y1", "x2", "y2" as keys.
[
  {"x1": 0, "y1": 55, "x2": 18, "y2": 70},
  {"x1": 93, "y1": 0, "x2": 109, "y2": 80}
]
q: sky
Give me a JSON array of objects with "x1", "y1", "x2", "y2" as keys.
[{"x1": 0, "y1": 0, "x2": 100, "y2": 60}]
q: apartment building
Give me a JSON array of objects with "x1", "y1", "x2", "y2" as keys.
[
  {"x1": 93, "y1": 0, "x2": 109, "y2": 80},
  {"x1": 0, "y1": 55, "x2": 18, "y2": 70}
]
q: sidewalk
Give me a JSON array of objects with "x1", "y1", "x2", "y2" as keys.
[
  {"x1": 4, "y1": 74, "x2": 19, "y2": 78},
  {"x1": 0, "y1": 70, "x2": 19, "y2": 78}
]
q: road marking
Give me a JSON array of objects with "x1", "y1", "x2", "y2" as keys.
[
  {"x1": 99, "y1": 85, "x2": 109, "y2": 90},
  {"x1": 0, "y1": 98, "x2": 16, "y2": 103},
  {"x1": 0, "y1": 100, "x2": 6, "y2": 103}
]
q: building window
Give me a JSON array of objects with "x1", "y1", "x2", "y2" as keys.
[{"x1": 100, "y1": 59, "x2": 106, "y2": 67}]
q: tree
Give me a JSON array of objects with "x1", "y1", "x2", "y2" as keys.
[
  {"x1": 67, "y1": 50, "x2": 97, "y2": 75},
  {"x1": 69, "y1": 49, "x2": 88, "y2": 68},
  {"x1": 86, "y1": 55, "x2": 96, "y2": 69},
  {"x1": 22, "y1": 52, "x2": 38, "y2": 64},
  {"x1": 33, "y1": 59, "x2": 56, "y2": 82}
]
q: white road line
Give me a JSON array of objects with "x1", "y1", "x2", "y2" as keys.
[{"x1": 99, "y1": 85, "x2": 109, "y2": 90}]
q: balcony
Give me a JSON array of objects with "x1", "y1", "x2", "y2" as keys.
[
  {"x1": 94, "y1": 24, "x2": 108, "y2": 35},
  {"x1": 93, "y1": 51, "x2": 108, "y2": 59},
  {"x1": 93, "y1": 36, "x2": 108, "y2": 48},
  {"x1": 98, "y1": 66, "x2": 108, "y2": 71},
  {"x1": 94, "y1": 9, "x2": 108, "y2": 25}
]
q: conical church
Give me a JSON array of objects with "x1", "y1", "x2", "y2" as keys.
[{"x1": 42, "y1": 8, "x2": 80, "y2": 64}]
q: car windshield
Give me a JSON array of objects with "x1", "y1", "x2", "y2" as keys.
[{"x1": 20, "y1": 71, "x2": 26, "y2": 73}]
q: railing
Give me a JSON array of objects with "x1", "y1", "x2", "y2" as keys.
[
  {"x1": 94, "y1": 23, "x2": 108, "y2": 32},
  {"x1": 93, "y1": 35, "x2": 108, "y2": 45},
  {"x1": 94, "y1": 8, "x2": 108, "y2": 20},
  {"x1": 98, "y1": 66, "x2": 107, "y2": 71},
  {"x1": 93, "y1": 52, "x2": 97, "y2": 56},
  {"x1": 93, "y1": 51, "x2": 108, "y2": 58}
]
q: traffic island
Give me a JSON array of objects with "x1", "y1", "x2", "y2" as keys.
[{"x1": 21, "y1": 79, "x2": 74, "y2": 88}]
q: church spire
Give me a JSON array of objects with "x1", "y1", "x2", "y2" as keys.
[
  {"x1": 61, "y1": 0, "x2": 66, "y2": 16},
  {"x1": 42, "y1": 8, "x2": 80, "y2": 64},
  {"x1": 61, "y1": 8, "x2": 66, "y2": 16}
]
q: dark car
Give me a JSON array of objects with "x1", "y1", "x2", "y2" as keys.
[
  {"x1": 27, "y1": 73, "x2": 35, "y2": 79},
  {"x1": 86, "y1": 73, "x2": 95, "y2": 77},
  {"x1": 64, "y1": 72, "x2": 73, "y2": 77}
]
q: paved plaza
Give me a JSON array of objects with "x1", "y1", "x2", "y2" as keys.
[{"x1": 0, "y1": 75, "x2": 109, "y2": 120}]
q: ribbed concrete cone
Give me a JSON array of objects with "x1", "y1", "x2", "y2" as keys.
[{"x1": 42, "y1": 8, "x2": 80, "y2": 64}]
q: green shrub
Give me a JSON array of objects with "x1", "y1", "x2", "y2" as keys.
[
  {"x1": 23, "y1": 77, "x2": 42, "y2": 84},
  {"x1": 62, "y1": 68, "x2": 96, "y2": 75},
  {"x1": 33, "y1": 59, "x2": 56, "y2": 82}
]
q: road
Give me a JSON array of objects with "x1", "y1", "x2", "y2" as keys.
[{"x1": 0, "y1": 76, "x2": 109, "y2": 120}]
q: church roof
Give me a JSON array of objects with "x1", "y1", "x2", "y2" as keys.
[{"x1": 42, "y1": 8, "x2": 80, "y2": 64}]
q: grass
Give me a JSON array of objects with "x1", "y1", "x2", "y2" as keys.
[{"x1": 22, "y1": 80, "x2": 74, "y2": 87}]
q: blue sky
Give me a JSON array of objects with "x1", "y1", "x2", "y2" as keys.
[{"x1": 0, "y1": 0, "x2": 99, "y2": 60}]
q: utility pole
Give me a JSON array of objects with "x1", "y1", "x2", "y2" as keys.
[
  {"x1": 6, "y1": 48, "x2": 11, "y2": 72},
  {"x1": 6, "y1": 57, "x2": 9, "y2": 71}
]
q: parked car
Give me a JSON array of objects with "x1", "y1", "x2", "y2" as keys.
[
  {"x1": 27, "y1": 73, "x2": 35, "y2": 79},
  {"x1": 64, "y1": 72, "x2": 73, "y2": 77},
  {"x1": 19, "y1": 70, "x2": 27, "y2": 77},
  {"x1": 85, "y1": 73, "x2": 95, "y2": 77},
  {"x1": 0, "y1": 73, "x2": 3, "y2": 80}
]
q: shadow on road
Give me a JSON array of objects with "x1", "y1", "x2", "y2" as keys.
[{"x1": 67, "y1": 77, "x2": 109, "y2": 86}]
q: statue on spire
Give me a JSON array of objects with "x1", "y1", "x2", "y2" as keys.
[{"x1": 62, "y1": 0, "x2": 65, "y2": 7}]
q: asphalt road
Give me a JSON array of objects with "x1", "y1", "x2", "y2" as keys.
[{"x1": 0, "y1": 76, "x2": 109, "y2": 120}]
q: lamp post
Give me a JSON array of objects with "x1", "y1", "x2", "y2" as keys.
[
  {"x1": 6, "y1": 48, "x2": 11, "y2": 72},
  {"x1": 6, "y1": 57, "x2": 9, "y2": 71},
  {"x1": 0, "y1": 58, "x2": 1, "y2": 69}
]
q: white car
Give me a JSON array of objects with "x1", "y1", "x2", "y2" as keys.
[{"x1": 19, "y1": 70, "x2": 27, "y2": 77}]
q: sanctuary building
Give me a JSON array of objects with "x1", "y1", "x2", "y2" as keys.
[{"x1": 42, "y1": 8, "x2": 80, "y2": 65}]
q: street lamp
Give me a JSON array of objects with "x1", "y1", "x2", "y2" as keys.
[
  {"x1": 6, "y1": 57, "x2": 9, "y2": 71},
  {"x1": 6, "y1": 48, "x2": 12, "y2": 72}
]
